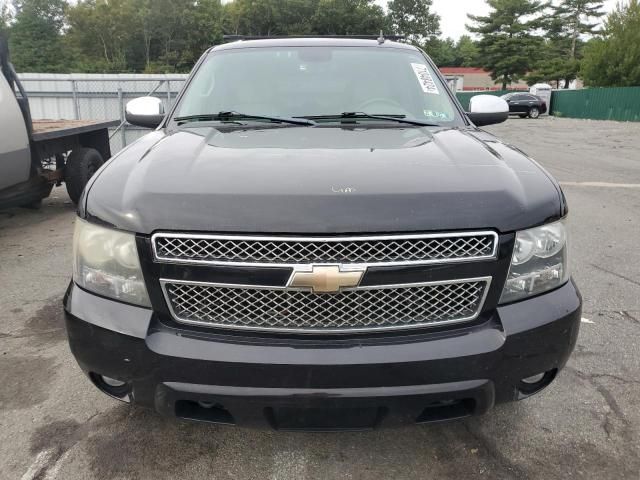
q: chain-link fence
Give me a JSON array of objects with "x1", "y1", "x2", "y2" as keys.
[{"x1": 18, "y1": 73, "x2": 188, "y2": 153}]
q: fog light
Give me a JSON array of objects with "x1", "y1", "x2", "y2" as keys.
[
  {"x1": 102, "y1": 376, "x2": 127, "y2": 387},
  {"x1": 521, "y1": 373, "x2": 546, "y2": 384},
  {"x1": 517, "y1": 369, "x2": 557, "y2": 398},
  {"x1": 90, "y1": 373, "x2": 131, "y2": 402}
]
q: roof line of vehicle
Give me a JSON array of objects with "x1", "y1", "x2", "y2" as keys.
[
  {"x1": 208, "y1": 38, "x2": 418, "y2": 52},
  {"x1": 222, "y1": 34, "x2": 406, "y2": 42}
]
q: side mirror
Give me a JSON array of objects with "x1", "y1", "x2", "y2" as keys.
[
  {"x1": 466, "y1": 95, "x2": 509, "y2": 127},
  {"x1": 125, "y1": 96, "x2": 165, "y2": 129}
]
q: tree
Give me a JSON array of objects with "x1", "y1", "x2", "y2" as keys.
[
  {"x1": 1, "y1": 1, "x2": 11, "y2": 35},
  {"x1": 525, "y1": 10, "x2": 578, "y2": 88},
  {"x1": 220, "y1": 0, "x2": 388, "y2": 38},
  {"x1": 66, "y1": 0, "x2": 137, "y2": 72},
  {"x1": 581, "y1": 0, "x2": 640, "y2": 87},
  {"x1": 424, "y1": 37, "x2": 456, "y2": 66},
  {"x1": 312, "y1": 0, "x2": 388, "y2": 35},
  {"x1": 224, "y1": 0, "x2": 284, "y2": 36},
  {"x1": 8, "y1": 0, "x2": 69, "y2": 72},
  {"x1": 555, "y1": 0, "x2": 604, "y2": 61},
  {"x1": 467, "y1": 0, "x2": 545, "y2": 90},
  {"x1": 454, "y1": 35, "x2": 479, "y2": 66},
  {"x1": 222, "y1": 0, "x2": 246, "y2": 36},
  {"x1": 138, "y1": 0, "x2": 192, "y2": 72},
  {"x1": 150, "y1": 0, "x2": 224, "y2": 72},
  {"x1": 526, "y1": 53, "x2": 577, "y2": 87},
  {"x1": 180, "y1": 0, "x2": 224, "y2": 70},
  {"x1": 387, "y1": 0, "x2": 439, "y2": 44},
  {"x1": 531, "y1": 0, "x2": 604, "y2": 87},
  {"x1": 66, "y1": 0, "x2": 224, "y2": 73},
  {"x1": 3, "y1": 0, "x2": 474, "y2": 73},
  {"x1": 423, "y1": 35, "x2": 480, "y2": 67}
]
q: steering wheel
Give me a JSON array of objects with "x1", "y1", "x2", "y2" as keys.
[{"x1": 355, "y1": 97, "x2": 410, "y2": 116}]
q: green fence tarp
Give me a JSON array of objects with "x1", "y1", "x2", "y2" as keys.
[
  {"x1": 550, "y1": 87, "x2": 640, "y2": 122},
  {"x1": 455, "y1": 87, "x2": 640, "y2": 122}
]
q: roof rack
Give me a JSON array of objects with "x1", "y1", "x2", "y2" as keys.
[{"x1": 222, "y1": 33, "x2": 405, "y2": 45}]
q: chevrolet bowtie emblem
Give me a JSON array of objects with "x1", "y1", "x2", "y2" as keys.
[{"x1": 289, "y1": 265, "x2": 365, "y2": 294}]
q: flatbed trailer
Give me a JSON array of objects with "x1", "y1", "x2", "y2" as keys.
[
  {"x1": 1, "y1": 34, "x2": 118, "y2": 209},
  {"x1": 30, "y1": 119, "x2": 119, "y2": 185},
  {"x1": 0, "y1": 117, "x2": 119, "y2": 209},
  {"x1": 31, "y1": 119, "x2": 119, "y2": 141}
]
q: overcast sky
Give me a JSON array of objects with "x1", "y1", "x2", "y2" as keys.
[{"x1": 376, "y1": 0, "x2": 620, "y2": 40}]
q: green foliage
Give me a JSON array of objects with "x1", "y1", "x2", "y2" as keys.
[
  {"x1": 554, "y1": 0, "x2": 604, "y2": 59},
  {"x1": 420, "y1": 35, "x2": 479, "y2": 67},
  {"x1": 423, "y1": 34, "x2": 480, "y2": 67},
  {"x1": 311, "y1": 0, "x2": 389, "y2": 35},
  {"x1": 64, "y1": 0, "x2": 224, "y2": 73},
  {"x1": 420, "y1": 35, "x2": 481, "y2": 67},
  {"x1": 65, "y1": 0, "x2": 137, "y2": 72},
  {"x1": 387, "y1": 1, "x2": 481, "y2": 67},
  {"x1": 222, "y1": 0, "x2": 306, "y2": 36},
  {"x1": 423, "y1": 37, "x2": 455, "y2": 66},
  {"x1": 221, "y1": 0, "x2": 388, "y2": 37},
  {"x1": 455, "y1": 35, "x2": 479, "y2": 67},
  {"x1": 1, "y1": 0, "x2": 479, "y2": 72},
  {"x1": 526, "y1": 54, "x2": 580, "y2": 87},
  {"x1": 0, "y1": 1, "x2": 11, "y2": 35},
  {"x1": 581, "y1": 0, "x2": 640, "y2": 87},
  {"x1": 8, "y1": 0, "x2": 70, "y2": 72},
  {"x1": 387, "y1": 0, "x2": 439, "y2": 43},
  {"x1": 62, "y1": 0, "x2": 391, "y2": 72},
  {"x1": 527, "y1": 0, "x2": 604, "y2": 87},
  {"x1": 467, "y1": 0, "x2": 545, "y2": 89}
]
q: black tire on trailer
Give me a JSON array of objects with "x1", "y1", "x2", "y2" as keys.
[
  {"x1": 64, "y1": 147, "x2": 104, "y2": 204},
  {"x1": 528, "y1": 107, "x2": 540, "y2": 119}
]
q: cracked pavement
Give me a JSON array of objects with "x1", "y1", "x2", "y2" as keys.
[{"x1": 1, "y1": 117, "x2": 639, "y2": 479}]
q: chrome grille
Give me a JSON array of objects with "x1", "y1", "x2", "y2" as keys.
[
  {"x1": 162, "y1": 279, "x2": 489, "y2": 333},
  {"x1": 153, "y1": 232, "x2": 497, "y2": 266}
]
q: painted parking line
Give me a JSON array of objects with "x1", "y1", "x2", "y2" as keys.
[{"x1": 560, "y1": 181, "x2": 640, "y2": 188}]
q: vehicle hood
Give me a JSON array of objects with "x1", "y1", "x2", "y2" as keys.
[{"x1": 85, "y1": 125, "x2": 564, "y2": 234}]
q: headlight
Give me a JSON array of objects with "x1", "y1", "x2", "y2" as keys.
[
  {"x1": 73, "y1": 218, "x2": 151, "y2": 307},
  {"x1": 500, "y1": 219, "x2": 569, "y2": 304}
]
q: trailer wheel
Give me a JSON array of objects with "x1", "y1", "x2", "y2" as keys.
[{"x1": 65, "y1": 147, "x2": 104, "y2": 204}]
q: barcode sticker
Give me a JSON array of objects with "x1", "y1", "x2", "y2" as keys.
[{"x1": 411, "y1": 63, "x2": 439, "y2": 95}]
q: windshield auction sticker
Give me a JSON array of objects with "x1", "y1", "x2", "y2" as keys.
[{"x1": 411, "y1": 63, "x2": 439, "y2": 95}]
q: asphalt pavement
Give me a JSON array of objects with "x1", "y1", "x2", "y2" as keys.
[{"x1": 1, "y1": 116, "x2": 639, "y2": 479}]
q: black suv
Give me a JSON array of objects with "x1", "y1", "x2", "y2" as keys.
[
  {"x1": 64, "y1": 38, "x2": 580, "y2": 430},
  {"x1": 501, "y1": 92, "x2": 548, "y2": 118}
]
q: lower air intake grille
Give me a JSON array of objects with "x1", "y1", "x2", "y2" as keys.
[{"x1": 162, "y1": 280, "x2": 489, "y2": 333}]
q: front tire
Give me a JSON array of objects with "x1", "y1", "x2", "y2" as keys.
[
  {"x1": 528, "y1": 107, "x2": 540, "y2": 119},
  {"x1": 65, "y1": 147, "x2": 104, "y2": 204}
]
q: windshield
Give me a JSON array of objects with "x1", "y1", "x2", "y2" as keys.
[{"x1": 174, "y1": 46, "x2": 462, "y2": 126}]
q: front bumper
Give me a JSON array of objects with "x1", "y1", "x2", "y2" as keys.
[{"x1": 64, "y1": 280, "x2": 581, "y2": 430}]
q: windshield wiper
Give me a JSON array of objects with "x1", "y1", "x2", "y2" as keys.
[
  {"x1": 300, "y1": 112, "x2": 439, "y2": 127},
  {"x1": 174, "y1": 111, "x2": 316, "y2": 126}
]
